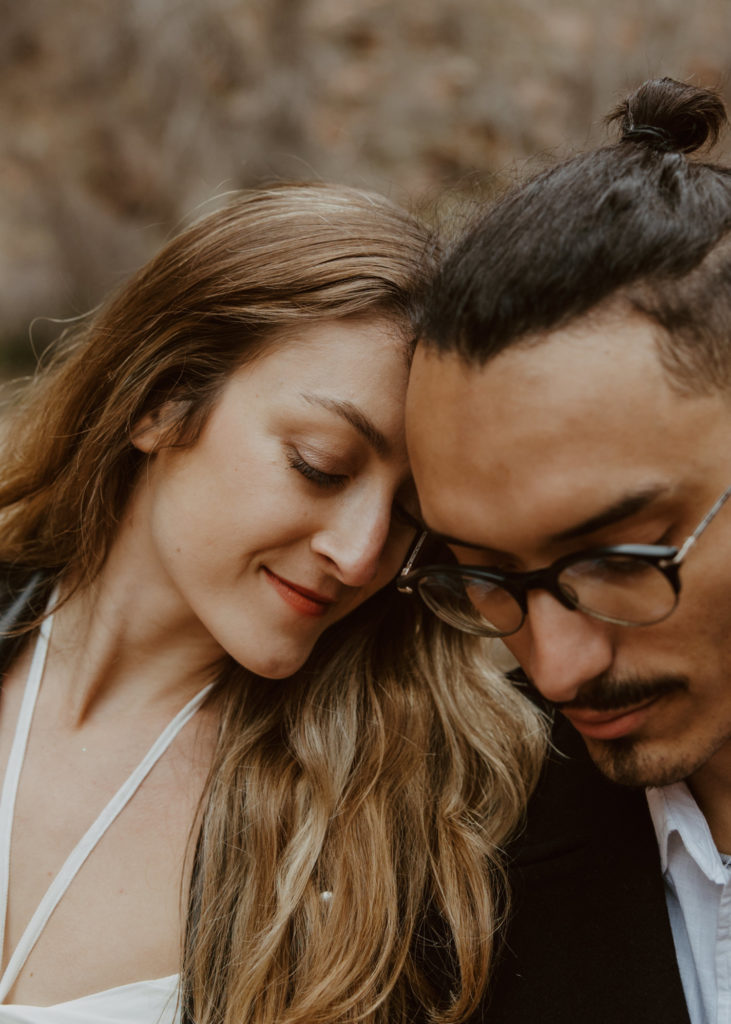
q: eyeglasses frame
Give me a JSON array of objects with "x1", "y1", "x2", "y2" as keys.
[{"x1": 396, "y1": 482, "x2": 731, "y2": 636}]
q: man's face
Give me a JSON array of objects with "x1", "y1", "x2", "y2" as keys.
[{"x1": 406, "y1": 308, "x2": 731, "y2": 789}]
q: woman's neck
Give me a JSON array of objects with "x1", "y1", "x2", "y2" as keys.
[{"x1": 48, "y1": 507, "x2": 227, "y2": 727}]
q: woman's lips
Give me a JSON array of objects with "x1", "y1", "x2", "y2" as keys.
[
  {"x1": 263, "y1": 568, "x2": 336, "y2": 617},
  {"x1": 560, "y1": 696, "x2": 662, "y2": 741}
]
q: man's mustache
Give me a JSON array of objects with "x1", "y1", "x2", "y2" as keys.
[{"x1": 552, "y1": 672, "x2": 689, "y2": 713}]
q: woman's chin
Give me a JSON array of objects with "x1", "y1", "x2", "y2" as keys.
[{"x1": 234, "y1": 642, "x2": 314, "y2": 680}]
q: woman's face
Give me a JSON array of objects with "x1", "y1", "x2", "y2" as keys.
[{"x1": 131, "y1": 318, "x2": 417, "y2": 678}]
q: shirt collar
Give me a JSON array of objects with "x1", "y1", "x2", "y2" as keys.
[{"x1": 646, "y1": 782, "x2": 727, "y2": 886}]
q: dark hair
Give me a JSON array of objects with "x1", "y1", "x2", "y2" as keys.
[{"x1": 423, "y1": 77, "x2": 731, "y2": 392}]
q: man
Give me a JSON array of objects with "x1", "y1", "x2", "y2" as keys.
[{"x1": 404, "y1": 78, "x2": 731, "y2": 1023}]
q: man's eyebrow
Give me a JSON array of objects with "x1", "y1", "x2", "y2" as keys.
[
  {"x1": 548, "y1": 485, "x2": 671, "y2": 544},
  {"x1": 423, "y1": 485, "x2": 671, "y2": 553},
  {"x1": 301, "y1": 393, "x2": 389, "y2": 456}
]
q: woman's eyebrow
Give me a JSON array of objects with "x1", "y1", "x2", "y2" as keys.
[{"x1": 300, "y1": 393, "x2": 390, "y2": 456}]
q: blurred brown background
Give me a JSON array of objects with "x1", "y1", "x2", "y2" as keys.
[{"x1": 2, "y1": 0, "x2": 730, "y2": 373}]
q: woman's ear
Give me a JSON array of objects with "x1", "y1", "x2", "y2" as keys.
[{"x1": 131, "y1": 403, "x2": 178, "y2": 453}]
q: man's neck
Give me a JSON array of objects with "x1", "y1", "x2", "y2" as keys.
[{"x1": 688, "y1": 745, "x2": 731, "y2": 853}]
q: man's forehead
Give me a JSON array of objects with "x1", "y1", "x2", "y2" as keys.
[
  {"x1": 409, "y1": 332, "x2": 675, "y2": 476},
  {"x1": 409, "y1": 313, "x2": 725, "y2": 455},
  {"x1": 407, "y1": 327, "x2": 731, "y2": 552},
  {"x1": 414, "y1": 314, "x2": 667, "y2": 410}
]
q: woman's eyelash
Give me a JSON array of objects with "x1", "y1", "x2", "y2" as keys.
[{"x1": 287, "y1": 449, "x2": 347, "y2": 488}]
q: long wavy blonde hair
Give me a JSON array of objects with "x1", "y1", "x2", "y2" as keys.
[{"x1": 0, "y1": 184, "x2": 547, "y2": 1023}]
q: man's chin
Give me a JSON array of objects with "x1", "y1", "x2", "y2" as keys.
[{"x1": 581, "y1": 734, "x2": 698, "y2": 789}]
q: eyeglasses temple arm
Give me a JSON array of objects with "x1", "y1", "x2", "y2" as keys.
[
  {"x1": 397, "y1": 531, "x2": 429, "y2": 592},
  {"x1": 671, "y1": 483, "x2": 731, "y2": 564}
]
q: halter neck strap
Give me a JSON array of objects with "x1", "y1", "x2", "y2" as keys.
[{"x1": 0, "y1": 602, "x2": 213, "y2": 1002}]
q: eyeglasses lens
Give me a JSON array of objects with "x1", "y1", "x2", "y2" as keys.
[
  {"x1": 416, "y1": 554, "x2": 679, "y2": 637},
  {"x1": 417, "y1": 572, "x2": 524, "y2": 637},
  {"x1": 557, "y1": 555, "x2": 678, "y2": 626}
]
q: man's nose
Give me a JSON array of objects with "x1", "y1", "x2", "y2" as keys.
[{"x1": 508, "y1": 589, "x2": 615, "y2": 704}]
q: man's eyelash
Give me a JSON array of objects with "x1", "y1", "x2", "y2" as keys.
[{"x1": 287, "y1": 449, "x2": 347, "y2": 488}]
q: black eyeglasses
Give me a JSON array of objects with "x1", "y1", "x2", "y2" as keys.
[{"x1": 397, "y1": 483, "x2": 731, "y2": 638}]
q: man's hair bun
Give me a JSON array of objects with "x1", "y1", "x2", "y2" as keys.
[{"x1": 607, "y1": 77, "x2": 727, "y2": 155}]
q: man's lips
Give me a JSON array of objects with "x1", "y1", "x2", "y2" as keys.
[
  {"x1": 560, "y1": 696, "x2": 663, "y2": 741},
  {"x1": 263, "y1": 568, "x2": 337, "y2": 617}
]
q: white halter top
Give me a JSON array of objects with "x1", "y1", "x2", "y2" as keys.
[{"x1": 0, "y1": 608, "x2": 213, "y2": 1023}]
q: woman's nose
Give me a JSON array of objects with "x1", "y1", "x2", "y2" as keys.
[{"x1": 310, "y1": 497, "x2": 393, "y2": 589}]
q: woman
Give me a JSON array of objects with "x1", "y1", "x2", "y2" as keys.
[{"x1": 0, "y1": 184, "x2": 545, "y2": 1024}]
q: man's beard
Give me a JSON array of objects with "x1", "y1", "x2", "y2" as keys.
[
  {"x1": 581, "y1": 732, "x2": 701, "y2": 788},
  {"x1": 551, "y1": 671, "x2": 695, "y2": 787}
]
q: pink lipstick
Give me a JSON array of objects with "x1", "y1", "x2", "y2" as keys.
[{"x1": 263, "y1": 568, "x2": 335, "y2": 617}]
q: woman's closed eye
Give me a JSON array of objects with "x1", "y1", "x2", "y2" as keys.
[{"x1": 286, "y1": 447, "x2": 348, "y2": 488}]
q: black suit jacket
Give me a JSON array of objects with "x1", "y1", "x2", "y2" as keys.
[{"x1": 475, "y1": 714, "x2": 691, "y2": 1023}]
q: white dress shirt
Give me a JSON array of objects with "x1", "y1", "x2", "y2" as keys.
[{"x1": 647, "y1": 782, "x2": 731, "y2": 1024}]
